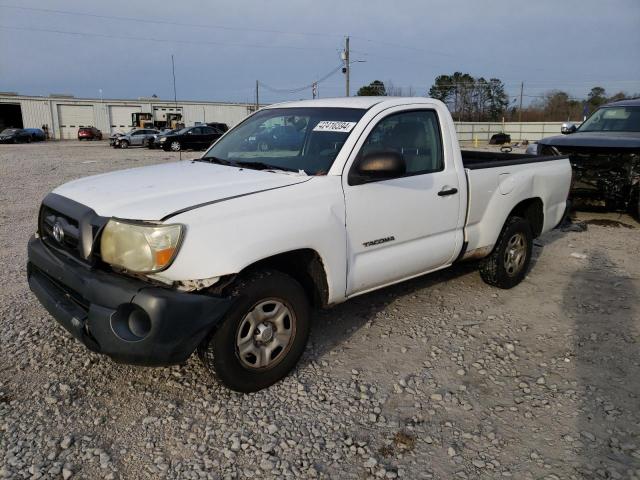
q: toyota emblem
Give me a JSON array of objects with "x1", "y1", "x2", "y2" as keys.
[{"x1": 52, "y1": 222, "x2": 65, "y2": 243}]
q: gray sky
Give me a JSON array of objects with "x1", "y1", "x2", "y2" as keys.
[{"x1": 1, "y1": 0, "x2": 639, "y2": 105}]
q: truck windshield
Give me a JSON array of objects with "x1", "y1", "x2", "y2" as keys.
[
  {"x1": 578, "y1": 106, "x2": 640, "y2": 133},
  {"x1": 202, "y1": 107, "x2": 366, "y2": 174}
]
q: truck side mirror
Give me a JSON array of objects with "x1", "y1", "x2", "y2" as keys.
[
  {"x1": 561, "y1": 123, "x2": 577, "y2": 134},
  {"x1": 349, "y1": 151, "x2": 406, "y2": 185}
]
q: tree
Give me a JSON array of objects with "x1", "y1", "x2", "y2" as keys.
[
  {"x1": 357, "y1": 80, "x2": 386, "y2": 96},
  {"x1": 428, "y1": 72, "x2": 508, "y2": 121},
  {"x1": 385, "y1": 80, "x2": 415, "y2": 97},
  {"x1": 607, "y1": 91, "x2": 628, "y2": 103},
  {"x1": 531, "y1": 90, "x2": 582, "y2": 121},
  {"x1": 587, "y1": 86, "x2": 607, "y2": 111}
]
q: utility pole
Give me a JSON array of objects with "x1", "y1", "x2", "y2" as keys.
[
  {"x1": 255, "y1": 80, "x2": 259, "y2": 110},
  {"x1": 343, "y1": 36, "x2": 350, "y2": 97},
  {"x1": 171, "y1": 55, "x2": 177, "y2": 107},
  {"x1": 518, "y1": 81, "x2": 524, "y2": 123},
  {"x1": 171, "y1": 55, "x2": 181, "y2": 160}
]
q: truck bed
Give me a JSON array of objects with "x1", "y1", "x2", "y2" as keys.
[
  {"x1": 461, "y1": 150, "x2": 565, "y2": 169},
  {"x1": 461, "y1": 150, "x2": 571, "y2": 260}
]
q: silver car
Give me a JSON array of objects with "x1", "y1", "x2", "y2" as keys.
[{"x1": 113, "y1": 128, "x2": 159, "y2": 149}]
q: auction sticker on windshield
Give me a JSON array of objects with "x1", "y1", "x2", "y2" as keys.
[{"x1": 313, "y1": 121, "x2": 357, "y2": 133}]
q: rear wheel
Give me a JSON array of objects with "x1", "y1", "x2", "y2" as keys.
[
  {"x1": 198, "y1": 270, "x2": 310, "y2": 392},
  {"x1": 479, "y1": 216, "x2": 533, "y2": 289}
]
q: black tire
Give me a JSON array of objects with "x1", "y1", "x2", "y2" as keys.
[
  {"x1": 479, "y1": 216, "x2": 533, "y2": 289},
  {"x1": 119, "y1": 140, "x2": 129, "y2": 149},
  {"x1": 169, "y1": 140, "x2": 182, "y2": 152},
  {"x1": 198, "y1": 269, "x2": 310, "y2": 392}
]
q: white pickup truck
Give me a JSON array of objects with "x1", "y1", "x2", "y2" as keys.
[{"x1": 28, "y1": 97, "x2": 571, "y2": 391}]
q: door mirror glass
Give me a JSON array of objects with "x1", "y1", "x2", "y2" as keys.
[
  {"x1": 561, "y1": 122, "x2": 577, "y2": 134},
  {"x1": 349, "y1": 151, "x2": 406, "y2": 185}
]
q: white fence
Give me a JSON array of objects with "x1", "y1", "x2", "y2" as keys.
[{"x1": 455, "y1": 121, "x2": 581, "y2": 143}]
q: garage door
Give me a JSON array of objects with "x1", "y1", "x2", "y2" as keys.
[
  {"x1": 58, "y1": 105, "x2": 94, "y2": 139},
  {"x1": 109, "y1": 105, "x2": 141, "y2": 134}
]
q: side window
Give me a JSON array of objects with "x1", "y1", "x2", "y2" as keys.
[
  {"x1": 360, "y1": 110, "x2": 443, "y2": 175},
  {"x1": 191, "y1": 127, "x2": 202, "y2": 135}
]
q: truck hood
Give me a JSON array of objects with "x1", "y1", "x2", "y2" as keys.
[
  {"x1": 539, "y1": 131, "x2": 640, "y2": 149},
  {"x1": 53, "y1": 160, "x2": 311, "y2": 220}
]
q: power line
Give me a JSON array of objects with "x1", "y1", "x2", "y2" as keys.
[
  {"x1": 259, "y1": 65, "x2": 343, "y2": 94},
  {"x1": 0, "y1": 4, "x2": 344, "y2": 40},
  {"x1": 0, "y1": 24, "x2": 335, "y2": 52}
]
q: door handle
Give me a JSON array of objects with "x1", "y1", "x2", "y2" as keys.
[{"x1": 438, "y1": 187, "x2": 458, "y2": 196}]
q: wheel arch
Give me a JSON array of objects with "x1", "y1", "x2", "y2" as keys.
[
  {"x1": 507, "y1": 197, "x2": 544, "y2": 238},
  {"x1": 232, "y1": 248, "x2": 330, "y2": 308}
]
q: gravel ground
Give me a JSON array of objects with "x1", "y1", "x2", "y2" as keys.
[{"x1": 1, "y1": 141, "x2": 639, "y2": 480}]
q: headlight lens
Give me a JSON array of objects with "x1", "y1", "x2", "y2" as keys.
[
  {"x1": 159, "y1": 137, "x2": 167, "y2": 142},
  {"x1": 100, "y1": 220, "x2": 183, "y2": 273}
]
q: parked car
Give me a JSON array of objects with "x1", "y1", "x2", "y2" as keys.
[
  {"x1": 159, "y1": 125, "x2": 223, "y2": 151},
  {"x1": 0, "y1": 128, "x2": 32, "y2": 143},
  {"x1": 527, "y1": 98, "x2": 640, "y2": 217},
  {"x1": 206, "y1": 122, "x2": 229, "y2": 133},
  {"x1": 109, "y1": 130, "x2": 129, "y2": 147},
  {"x1": 27, "y1": 97, "x2": 571, "y2": 392},
  {"x1": 24, "y1": 128, "x2": 46, "y2": 142},
  {"x1": 112, "y1": 128, "x2": 159, "y2": 148},
  {"x1": 243, "y1": 124, "x2": 306, "y2": 152},
  {"x1": 147, "y1": 128, "x2": 178, "y2": 149},
  {"x1": 78, "y1": 127, "x2": 103, "y2": 141}
]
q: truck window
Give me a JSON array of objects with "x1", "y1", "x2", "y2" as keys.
[{"x1": 360, "y1": 110, "x2": 444, "y2": 175}]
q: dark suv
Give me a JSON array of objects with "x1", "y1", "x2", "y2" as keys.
[
  {"x1": 159, "y1": 126, "x2": 224, "y2": 151},
  {"x1": 78, "y1": 127, "x2": 103, "y2": 141},
  {"x1": 530, "y1": 98, "x2": 640, "y2": 217}
]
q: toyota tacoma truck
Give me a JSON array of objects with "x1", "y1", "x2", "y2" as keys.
[{"x1": 27, "y1": 97, "x2": 571, "y2": 392}]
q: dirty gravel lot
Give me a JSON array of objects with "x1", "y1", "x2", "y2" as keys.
[{"x1": 1, "y1": 141, "x2": 639, "y2": 480}]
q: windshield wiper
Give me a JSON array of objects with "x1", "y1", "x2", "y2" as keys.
[
  {"x1": 197, "y1": 157, "x2": 302, "y2": 174},
  {"x1": 197, "y1": 156, "x2": 239, "y2": 167},
  {"x1": 233, "y1": 160, "x2": 300, "y2": 173}
]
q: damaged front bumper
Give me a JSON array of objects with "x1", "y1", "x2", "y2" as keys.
[{"x1": 27, "y1": 236, "x2": 232, "y2": 366}]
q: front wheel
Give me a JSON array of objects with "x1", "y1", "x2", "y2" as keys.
[
  {"x1": 119, "y1": 140, "x2": 129, "y2": 149},
  {"x1": 198, "y1": 270, "x2": 310, "y2": 392},
  {"x1": 479, "y1": 216, "x2": 533, "y2": 289},
  {"x1": 170, "y1": 141, "x2": 182, "y2": 151}
]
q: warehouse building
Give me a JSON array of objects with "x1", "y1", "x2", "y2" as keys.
[{"x1": 0, "y1": 92, "x2": 256, "y2": 139}]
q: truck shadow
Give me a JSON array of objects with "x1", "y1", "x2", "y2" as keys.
[
  {"x1": 561, "y1": 249, "x2": 640, "y2": 477},
  {"x1": 307, "y1": 261, "x2": 479, "y2": 361}
]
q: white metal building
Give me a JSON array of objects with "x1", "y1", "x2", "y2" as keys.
[{"x1": 0, "y1": 92, "x2": 256, "y2": 139}]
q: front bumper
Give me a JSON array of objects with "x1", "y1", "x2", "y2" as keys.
[{"x1": 27, "y1": 236, "x2": 232, "y2": 366}]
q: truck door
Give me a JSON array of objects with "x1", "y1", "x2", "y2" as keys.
[{"x1": 343, "y1": 108, "x2": 463, "y2": 296}]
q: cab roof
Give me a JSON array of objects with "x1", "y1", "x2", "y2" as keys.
[
  {"x1": 604, "y1": 98, "x2": 640, "y2": 108},
  {"x1": 263, "y1": 96, "x2": 437, "y2": 110}
]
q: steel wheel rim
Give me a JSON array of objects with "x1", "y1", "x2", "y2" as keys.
[
  {"x1": 503, "y1": 232, "x2": 526, "y2": 276},
  {"x1": 170, "y1": 141, "x2": 181, "y2": 151},
  {"x1": 235, "y1": 298, "x2": 296, "y2": 370}
]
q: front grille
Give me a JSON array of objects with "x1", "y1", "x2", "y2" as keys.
[
  {"x1": 40, "y1": 206, "x2": 81, "y2": 254},
  {"x1": 38, "y1": 193, "x2": 109, "y2": 265}
]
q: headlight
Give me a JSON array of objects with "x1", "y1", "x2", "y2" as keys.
[
  {"x1": 100, "y1": 219, "x2": 183, "y2": 273},
  {"x1": 159, "y1": 137, "x2": 167, "y2": 142}
]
